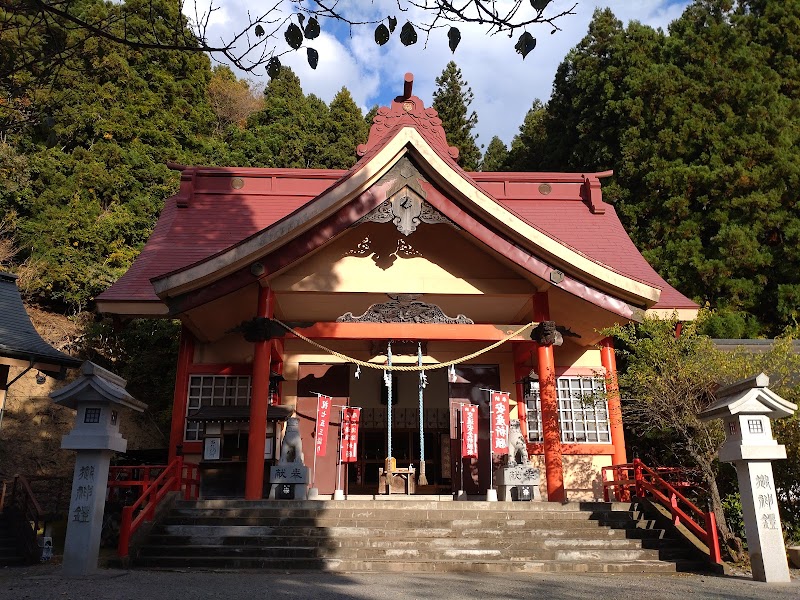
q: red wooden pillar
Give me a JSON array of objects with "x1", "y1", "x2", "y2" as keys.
[
  {"x1": 168, "y1": 326, "x2": 195, "y2": 462},
  {"x1": 245, "y1": 286, "x2": 274, "y2": 500},
  {"x1": 600, "y1": 337, "x2": 627, "y2": 466},
  {"x1": 533, "y1": 292, "x2": 565, "y2": 502}
]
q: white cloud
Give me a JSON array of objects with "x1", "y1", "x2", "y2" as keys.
[{"x1": 189, "y1": 1, "x2": 691, "y2": 147}]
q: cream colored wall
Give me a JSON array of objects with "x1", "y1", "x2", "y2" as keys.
[
  {"x1": 525, "y1": 454, "x2": 611, "y2": 502},
  {"x1": 270, "y1": 222, "x2": 533, "y2": 296},
  {"x1": 553, "y1": 340, "x2": 602, "y2": 371},
  {"x1": 564, "y1": 454, "x2": 613, "y2": 501},
  {"x1": 194, "y1": 333, "x2": 254, "y2": 364}
]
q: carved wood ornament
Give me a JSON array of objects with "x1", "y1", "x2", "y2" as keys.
[
  {"x1": 355, "y1": 157, "x2": 457, "y2": 236},
  {"x1": 337, "y1": 294, "x2": 473, "y2": 325}
]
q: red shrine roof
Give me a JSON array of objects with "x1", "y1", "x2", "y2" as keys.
[{"x1": 97, "y1": 74, "x2": 696, "y2": 318}]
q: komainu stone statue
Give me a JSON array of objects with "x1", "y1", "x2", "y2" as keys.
[
  {"x1": 507, "y1": 419, "x2": 529, "y2": 467},
  {"x1": 279, "y1": 417, "x2": 304, "y2": 465}
]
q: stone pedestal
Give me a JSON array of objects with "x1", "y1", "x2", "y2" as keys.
[
  {"x1": 268, "y1": 464, "x2": 308, "y2": 500},
  {"x1": 62, "y1": 451, "x2": 113, "y2": 576},
  {"x1": 734, "y1": 461, "x2": 790, "y2": 582},
  {"x1": 497, "y1": 465, "x2": 541, "y2": 501}
]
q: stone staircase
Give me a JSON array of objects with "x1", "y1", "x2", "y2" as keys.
[
  {"x1": 132, "y1": 498, "x2": 714, "y2": 573},
  {"x1": 0, "y1": 515, "x2": 26, "y2": 567}
]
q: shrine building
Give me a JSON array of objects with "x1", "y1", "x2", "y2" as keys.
[{"x1": 96, "y1": 74, "x2": 698, "y2": 502}]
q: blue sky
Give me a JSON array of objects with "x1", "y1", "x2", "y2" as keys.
[{"x1": 193, "y1": 1, "x2": 691, "y2": 147}]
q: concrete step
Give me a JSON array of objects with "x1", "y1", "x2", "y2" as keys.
[
  {"x1": 160, "y1": 516, "x2": 652, "y2": 531},
  {"x1": 168, "y1": 507, "x2": 645, "y2": 522},
  {"x1": 134, "y1": 555, "x2": 680, "y2": 574},
  {"x1": 154, "y1": 524, "x2": 668, "y2": 543},
  {"x1": 176, "y1": 500, "x2": 640, "y2": 512},
  {"x1": 145, "y1": 533, "x2": 659, "y2": 550},
  {"x1": 154, "y1": 522, "x2": 670, "y2": 541},
  {"x1": 133, "y1": 499, "x2": 700, "y2": 574},
  {"x1": 138, "y1": 542, "x2": 668, "y2": 562}
]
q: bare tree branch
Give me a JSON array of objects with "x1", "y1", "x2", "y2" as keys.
[{"x1": 1, "y1": 0, "x2": 578, "y2": 80}]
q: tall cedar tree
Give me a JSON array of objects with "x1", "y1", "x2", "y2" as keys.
[
  {"x1": 239, "y1": 67, "x2": 363, "y2": 170},
  {"x1": 3, "y1": 0, "x2": 227, "y2": 312},
  {"x1": 432, "y1": 62, "x2": 481, "y2": 171},
  {"x1": 322, "y1": 87, "x2": 369, "y2": 169},
  {"x1": 515, "y1": 2, "x2": 800, "y2": 335},
  {"x1": 480, "y1": 136, "x2": 508, "y2": 172},
  {"x1": 504, "y1": 99, "x2": 548, "y2": 171}
]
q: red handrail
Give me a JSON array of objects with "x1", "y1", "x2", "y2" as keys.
[
  {"x1": 114, "y1": 458, "x2": 199, "y2": 557},
  {"x1": 602, "y1": 458, "x2": 721, "y2": 565}
]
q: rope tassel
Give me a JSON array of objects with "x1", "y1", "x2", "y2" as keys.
[{"x1": 418, "y1": 342, "x2": 428, "y2": 486}]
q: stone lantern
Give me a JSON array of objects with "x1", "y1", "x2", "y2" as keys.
[
  {"x1": 699, "y1": 373, "x2": 797, "y2": 583},
  {"x1": 50, "y1": 362, "x2": 146, "y2": 576}
]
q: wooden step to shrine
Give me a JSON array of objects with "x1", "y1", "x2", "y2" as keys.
[{"x1": 132, "y1": 500, "x2": 714, "y2": 574}]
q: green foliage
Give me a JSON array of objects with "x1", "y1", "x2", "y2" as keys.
[
  {"x1": 721, "y1": 493, "x2": 746, "y2": 544},
  {"x1": 512, "y1": 2, "x2": 800, "y2": 335},
  {"x1": 480, "y1": 136, "x2": 508, "y2": 172},
  {"x1": 1, "y1": 0, "x2": 233, "y2": 312},
  {"x1": 609, "y1": 312, "x2": 800, "y2": 558},
  {"x1": 233, "y1": 67, "x2": 366, "y2": 170},
  {"x1": 83, "y1": 318, "x2": 180, "y2": 435},
  {"x1": 3, "y1": 3, "x2": 370, "y2": 314},
  {"x1": 698, "y1": 308, "x2": 763, "y2": 339},
  {"x1": 504, "y1": 100, "x2": 548, "y2": 171},
  {"x1": 322, "y1": 87, "x2": 369, "y2": 169},
  {"x1": 432, "y1": 61, "x2": 481, "y2": 171}
]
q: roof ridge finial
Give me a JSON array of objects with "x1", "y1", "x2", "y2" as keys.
[
  {"x1": 403, "y1": 73, "x2": 413, "y2": 100},
  {"x1": 356, "y1": 71, "x2": 459, "y2": 161}
]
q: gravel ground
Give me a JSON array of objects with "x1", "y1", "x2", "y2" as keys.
[{"x1": 1, "y1": 565, "x2": 798, "y2": 600}]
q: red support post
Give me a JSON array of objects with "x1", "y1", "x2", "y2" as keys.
[
  {"x1": 118, "y1": 507, "x2": 133, "y2": 557},
  {"x1": 704, "y1": 510, "x2": 722, "y2": 564},
  {"x1": 634, "y1": 458, "x2": 644, "y2": 498},
  {"x1": 670, "y1": 492, "x2": 680, "y2": 526},
  {"x1": 245, "y1": 286, "x2": 274, "y2": 500},
  {"x1": 599, "y1": 337, "x2": 628, "y2": 466},
  {"x1": 168, "y1": 326, "x2": 195, "y2": 462},
  {"x1": 533, "y1": 292, "x2": 565, "y2": 502},
  {"x1": 173, "y1": 457, "x2": 183, "y2": 492}
]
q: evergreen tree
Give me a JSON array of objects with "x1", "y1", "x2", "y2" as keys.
[
  {"x1": 241, "y1": 67, "x2": 346, "y2": 169},
  {"x1": 3, "y1": 0, "x2": 227, "y2": 311},
  {"x1": 515, "y1": 2, "x2": 800, "y2": 334},
  {"x1": 432, "y1": 61, "x2": 481, "y2": 171},
  {"x1": 364, "y1": 104, "x2": 379, "y2": 130},
  {"x1": 504, "y1": 100, "x2": 549, "y2": 171},
  {"x1": 480, "y1": 136, "x2": 508, "y2": 172},
  {"x1": 322, "y1": 87, "x2": 368, "y2": 169}
]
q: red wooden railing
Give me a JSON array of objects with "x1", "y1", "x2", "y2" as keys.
[
  {"x1": 111, "y1": 458, "x2": 199, "y2": 557},
  {"x1": 602, "y1": 458, "x2": 721, "y2": 564}
]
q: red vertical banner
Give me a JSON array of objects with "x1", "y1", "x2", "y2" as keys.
[
  {"x1": 491, "y1": 391, "x2": 510, "y2": 455},
  {"x1": 461, "y1": 404, "x2": 479, "y2": 458},
  {"x1": 340, "y1": 407, "x2": 361, "y2": 462},
  {"x1": 315, "y1": 395, "x2": 332, "y2": 457}
]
